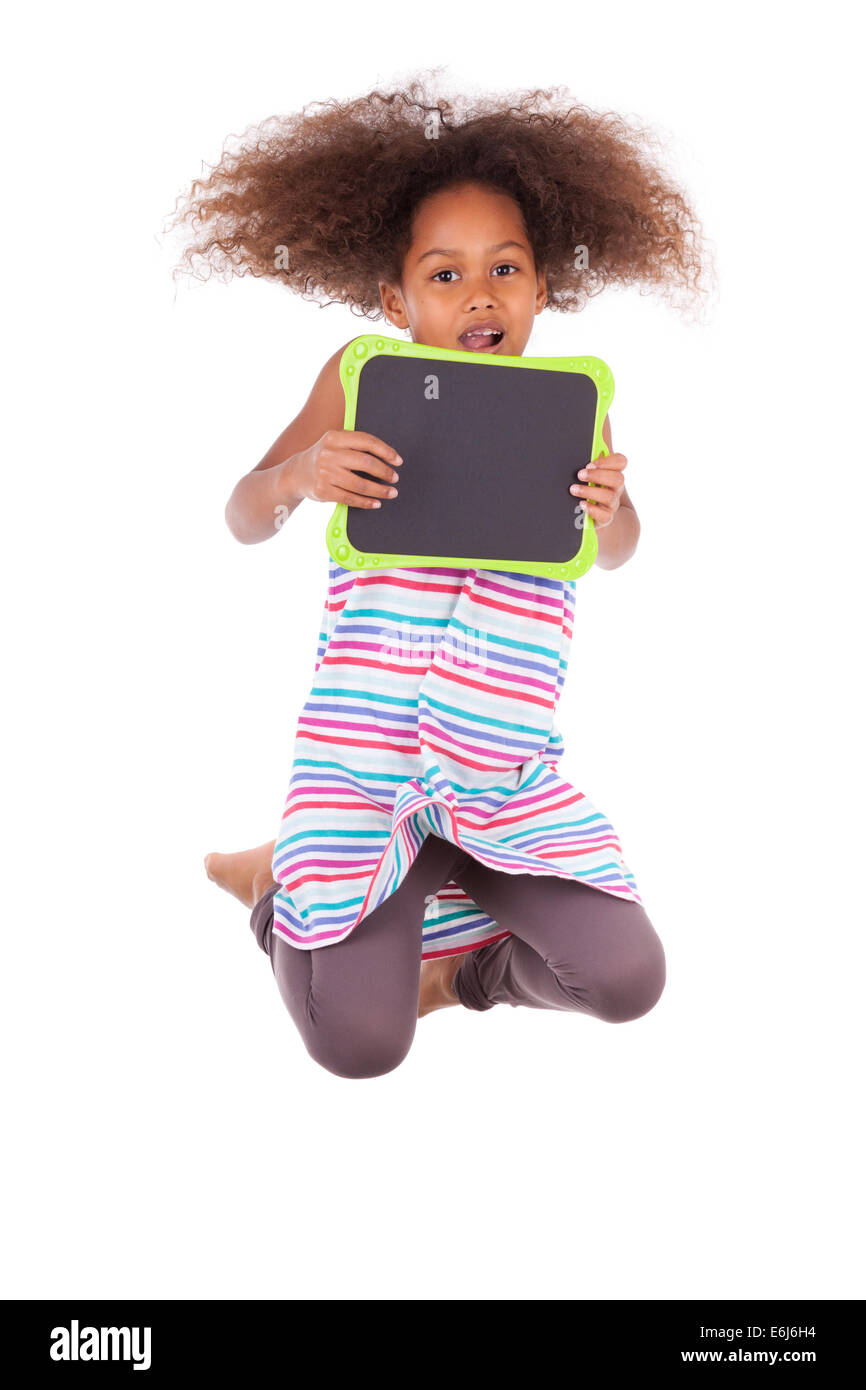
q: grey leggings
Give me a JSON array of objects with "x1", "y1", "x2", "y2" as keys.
[{"x1": 250, "y1": 832, "x2": 666, "y2": 1080}]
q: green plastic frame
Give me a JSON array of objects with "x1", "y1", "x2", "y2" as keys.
[{"x1": 325, "y1": 334, "x2": 613, "y2": 580}]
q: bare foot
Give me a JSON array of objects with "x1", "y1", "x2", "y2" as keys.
[
  {"x1": 204, "y1": 840, "x2": 276, "y2": 910},
  {"x1": 418, "y1": 953, "x2": 464, "y2": 1018}
]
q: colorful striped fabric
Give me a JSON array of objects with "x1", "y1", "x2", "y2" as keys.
[{"x1": 270, "y1": 559, "x2": 642, "y2": 960}]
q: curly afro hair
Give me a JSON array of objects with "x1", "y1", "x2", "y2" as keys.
[{"x1": 167, "y1": 70, "x2": 714, "y2": 321}]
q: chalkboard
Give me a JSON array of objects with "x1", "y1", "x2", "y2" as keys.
[{"x1": 325, "y1": 335, "x2": 614, "y2": 579}]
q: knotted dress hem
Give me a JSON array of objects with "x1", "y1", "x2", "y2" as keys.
[{"x1": 270, "y1": 775, "x2": 641, "y2": 959}]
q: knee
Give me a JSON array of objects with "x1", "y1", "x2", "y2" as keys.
[
  {"x1": 308, "y1": 1023, "x2": 414, "y2": 1080},
  {"x1": 594, "y1": 930, "x2": 667, "y2": 1024}
]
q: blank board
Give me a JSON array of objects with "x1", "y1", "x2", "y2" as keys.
[{"x1": 325, "y1": 334, "x2": 614, "y2": 579}]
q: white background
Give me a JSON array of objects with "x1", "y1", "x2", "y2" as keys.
[{"x1": 3, "y1": 1, "x2": 863, "y2": 1301}]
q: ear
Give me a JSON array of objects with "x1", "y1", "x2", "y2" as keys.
[{"x1": 379, "y1": 280, "x2": 409, "y2": 331}]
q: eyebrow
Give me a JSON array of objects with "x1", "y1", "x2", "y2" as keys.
[{"x1": 415, "y1": 239, "x2": 530, "y2": 266}]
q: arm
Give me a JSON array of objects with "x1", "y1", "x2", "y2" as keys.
[
  {"x1": 225, "y1": 339, "x2": 354, "y2": 544},
  {"x1": 592, "y1": 414, "x2": 640, "y2": 570}
]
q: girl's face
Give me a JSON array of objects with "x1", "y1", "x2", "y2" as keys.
[{"x1": 379, "y1": 181, "x2": 547, "y2": 358}]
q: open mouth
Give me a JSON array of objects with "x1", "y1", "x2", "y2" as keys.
[{"x1": 458, "y1": 326, "x2": 505, "y2": 353}]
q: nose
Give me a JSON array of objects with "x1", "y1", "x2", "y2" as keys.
[
  {"x1": 463, "y1": 273, "x2": 500, "y2": 311},
  {"x1": 465, "y1": 293, "x2": 499, "y2": 314}
]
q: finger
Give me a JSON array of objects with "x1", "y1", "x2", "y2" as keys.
[
  {"x1": 586, "y1": 452, "x2": 628, "y2": 474},
  {"x1": 334, "y1": 468, "x2": 398, "y2": 500},
  {"x1": 338, "y1": 432, "x2": 403, "y2": 467},
  {"x1": 570, "y1": 480, "x2": 622, "y2": 498},
  {"x1": 579, "y1": 498, "x2": 618, "y2": 523},
  {"x1": 330, "y1": 486, "x2": 386, "y2": 509},
  {"x1": 338, "y1": 450, "x2": 401, "y2": 484},
  {"x1": 575, "y1": 470, "x2": 620, "y2": 490}
]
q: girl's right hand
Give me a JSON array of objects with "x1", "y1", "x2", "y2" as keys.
[{"x1": 287, "y1": 430, "x2": 402, "y2": 509}]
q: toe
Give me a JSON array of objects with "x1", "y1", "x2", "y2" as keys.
[{"x1": 204, "y1": 853, "x2": 221, "y2": 882}]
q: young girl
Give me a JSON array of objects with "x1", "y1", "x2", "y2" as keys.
[{"x1": 171, "y1": 77, "x2": 709, "y2": 1080}]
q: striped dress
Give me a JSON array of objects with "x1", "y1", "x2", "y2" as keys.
[{"x1": 270, "y1": 559, "x2": 642, "y2": 960}]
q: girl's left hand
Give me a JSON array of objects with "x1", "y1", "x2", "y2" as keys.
[{"x1": 570, "y1": 452, "x2": 628, "y2": 529}]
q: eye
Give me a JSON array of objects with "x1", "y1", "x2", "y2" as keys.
[{"x1": 431, "y1": 263, "x2": 519, "y2": 283}]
